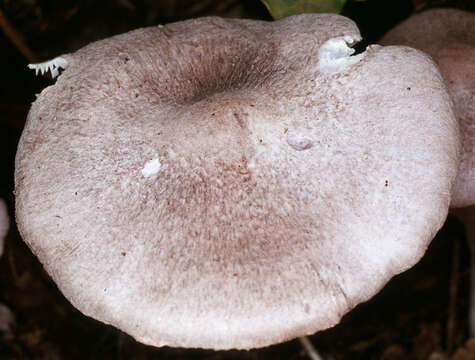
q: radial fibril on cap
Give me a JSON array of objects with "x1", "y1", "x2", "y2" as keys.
[{"x1": 17, "y1": 14, "x2": 459, "y2": 349}]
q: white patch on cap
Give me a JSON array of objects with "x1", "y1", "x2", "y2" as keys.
[
  {"x1": 317, "y1": 36, "x2": 365, "y2": 73},
  {"x1": 141, "y1": 158, "x2": 161, "y2": 178},
  {"x1": 27, "y1": 57, "x2": 69, "y2": 79}
]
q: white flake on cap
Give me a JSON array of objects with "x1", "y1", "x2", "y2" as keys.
[
  {"x1": 141, "y1": 158, "x2": 161, "y2": 178},
  {"x1": 317, "y1": 35, "x2": 365, "y2": 73},
  {"x1": 28, "y1": 56, "x2": 68, "y2": 79}
]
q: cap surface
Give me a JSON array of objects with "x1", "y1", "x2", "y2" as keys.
[
  {"x1": 381, "y1": 8, "x2": 475, "y2": 208},
  {"x1": 16, "y1": 14, "x2": 459, "y2": 349}
]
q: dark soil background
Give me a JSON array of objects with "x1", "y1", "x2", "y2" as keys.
[{"x1": 1, "y1": 0, "x2": 475, "y2": 359}]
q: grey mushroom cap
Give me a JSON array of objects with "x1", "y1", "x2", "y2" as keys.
[
  {"x1": 381, "y1": 8, "x2": 475, "y2": 208},
  {"x1": 16, "y1": 14, "x2": 459, "y2": 349},
  {"x1": 0, "y1": 200, "x2": 8, "y2": 257}
]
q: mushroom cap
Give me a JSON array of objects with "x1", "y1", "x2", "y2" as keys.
[
  {"x1": 0, "y1": 200, "x2": 8, "y2": 257},
  {"x1": 16, "y1": 14, "x2": 459, "y2": 349},
  {"x1": 381, "y1": 8, "x2": 475, "y2": 208}
]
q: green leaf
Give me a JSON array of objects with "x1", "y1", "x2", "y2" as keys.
[{"x1": 261, "y1": 0, "x2": 347, "y2": 19}]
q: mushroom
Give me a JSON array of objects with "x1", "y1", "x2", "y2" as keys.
[
  {"x1": 17, "y1": 14, "x2": 459, "y2": 349},
  {"x1": 380, "y1": 8, "x2": 475, "y2": 332},
  {"x1": 0, "y1": 199, "x2": 8, "y2": 257}
]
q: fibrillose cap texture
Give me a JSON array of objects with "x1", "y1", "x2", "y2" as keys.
[
  {"x1": 16, "y1": 14, "x2": 459, "y2": 349},
  {"x1": 381, "y1": 8, "x2": 475, "y2": 208}
]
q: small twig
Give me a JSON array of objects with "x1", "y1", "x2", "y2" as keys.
[
  {"x1": 0, "y1": 8, "x2": 38, "y2": 63},
  {"x1": 446, "y1": 234, "x2": 460, "y2": 354},
  {"x1": 299, "y1": 336, "x2": 324, "y2": 360}
]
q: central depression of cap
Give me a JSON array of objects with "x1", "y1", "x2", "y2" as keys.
[{"x1": 15, "y1": 14, "x2": 459, "y2": 350}]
